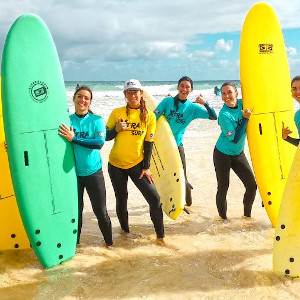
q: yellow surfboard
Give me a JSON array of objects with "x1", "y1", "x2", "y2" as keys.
[
  {"x1": 0, "y1": 78, "x2": 30, "y2": 250},
  {"x1": 240, "y1": 2, "x2": 297, "y2": 228},
  {"x1": 273, "y1": 146, "x2": 300, "y2": 277},
  {"x1": 143, "y1": 90, "x2": 185, "y2": 220}
]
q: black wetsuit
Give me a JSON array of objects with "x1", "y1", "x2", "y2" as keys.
[
  {"x1": 178, "y1": 144, "x2": 193, "y2": 206},
  {"x1": 214, "y1": 100, "x2": 257, "y2": 219},
  {"x1": 71, "y1": 112, "x2": 112, "y2": 246},
  {"x1": 154, "y1": 95, "x2": 217, "y2": 207},
  {"x1": 108, "y1": 161, "x2": 165, "y2": 238},
  {"x1": 77, "y1": 169, "x2": 113, "y2": 246},
  {"x1": 106, "y1": 107, "x2": 164, "y2": 238},
  {"x1": 213, "y1": 148, "x2": 257, "y2": 219}
]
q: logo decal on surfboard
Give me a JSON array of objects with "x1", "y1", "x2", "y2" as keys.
[
  {"x1": 259, "y1": 44, "x2": 273, "y2": 54},
  {"x1": 29, "y1": 81, "x2": 49, "y2": 102}
]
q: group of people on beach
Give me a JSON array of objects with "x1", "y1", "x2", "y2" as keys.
[{"x1": 58, "y1": 75, "x2": 300, "y2": 248}]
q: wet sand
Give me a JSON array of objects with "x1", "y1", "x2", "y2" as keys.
[{"x1": 1, "y1": 125, "x2": 300, "y2": 300}]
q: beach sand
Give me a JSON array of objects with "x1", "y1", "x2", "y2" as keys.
[{"x1": 1, "y1": 121, "x2": 300, "y2": 300}]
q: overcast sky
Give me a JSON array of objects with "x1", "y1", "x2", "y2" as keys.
[{"x1": 0, "y1": 0, "x2": 300, "y2": 81}]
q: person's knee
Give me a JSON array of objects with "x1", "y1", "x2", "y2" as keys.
[
  {"x1": 116, "y1": 201, "x2": 127, "y2": 213},
  {"x1": 148, "y1": 196, "x2": 161, "y2": 209},
  {"x1": 246, "y1": 180, "x2": 257, "y2": 193},
  {"x1": 115, "y1": 193, "x2": 128, "y2": 207},
  {"x1": 217, "y1": 182, "x2": 229, "y2": 193},
  {"x1": 92, "y1": 205, "x2": 109, "y2": 220}
]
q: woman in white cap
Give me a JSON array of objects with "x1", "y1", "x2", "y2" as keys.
[{"x1": 106, "y1": 79, "x2": 165, "y2": 245}]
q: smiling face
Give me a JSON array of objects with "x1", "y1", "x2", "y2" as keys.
[
  {"x1": 221, "y1": 85, "x2": 238, "y2": 108},
  {"x1": 125, "y1": 89, "x2": 143, "y2": 109},
  {"x1": 291, "y1": 79, "x2": 300, "y2": 104},
  {"x1": 74, "y1": 89, "x2": 92, "y2": 115},
  {"x1": 177, "y1": 80, "x2": 193, "y2": 100}
]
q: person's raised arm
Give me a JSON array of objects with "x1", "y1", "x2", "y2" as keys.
[
  {"x1": 194, "y1": 94, "x2": 217, "y2": 120},
  {"x1": 282, "y1": 121, "x2": 300, "y2": 146}
]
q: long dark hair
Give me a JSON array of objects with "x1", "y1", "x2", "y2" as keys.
[
  {"x1": 175, "y1": 76, "x2": 193, "y2": 111},
  {"x1": 73, "y1": 85, "x2": 94, "y2": 114},
  {"x1": 178, "y1": 76, "x2": 193, "y2": 89},
  {"x1": 73, "y1": 85, "x2": 93, "y2": 100},
  {"x1": 291, "y1": 76, "x2": 300, "y2": 87},
  {"x1": 221, "y1": 81, "x2": 238, "y2": 93}
]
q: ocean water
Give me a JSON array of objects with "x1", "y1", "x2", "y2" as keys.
[{"x1": 65, "y1": 80, "x2": 241, "y2": 138}]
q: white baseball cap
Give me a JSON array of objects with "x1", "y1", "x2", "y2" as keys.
[{"x1": 123, "y1": 79, "x2": 143, "y2": 92}]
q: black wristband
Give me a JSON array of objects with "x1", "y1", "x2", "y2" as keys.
[
  {"x1": 143, "y1": 141, "x2": 153, "y2": 169},
  {"x1": 105, "y1": 127, "x2": 117, "y2": 141},
  {"x1": 285, "y1": 136, "x2": 300, "y2": 146}
]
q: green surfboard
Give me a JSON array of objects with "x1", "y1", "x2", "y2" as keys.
[{"x1": 1, "y1": 14, "x2": 78, "y2": 268}]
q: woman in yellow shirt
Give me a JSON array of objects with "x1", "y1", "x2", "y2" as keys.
[{"x1": 106, "y1": 79, "x2": 165, "y2": 245}]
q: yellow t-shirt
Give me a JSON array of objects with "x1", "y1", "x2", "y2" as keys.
[{"x1": 106, "y1": 106, "x2": 156, "y2": 169}]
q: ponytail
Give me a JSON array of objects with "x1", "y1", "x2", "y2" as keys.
[{"x1": 125, "y1": 96, "x2": 148, "y2": 123}]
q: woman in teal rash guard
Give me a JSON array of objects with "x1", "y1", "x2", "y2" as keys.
[
  {"x1": 213, "y1": 82, "x2": 257, "y2": 221},
  {"x1": 59, "y1": 86, "x2": 113, "y2": 247},
  {"x1": 282, "y1": 76, "x2": 300, "y2": 146},
  {"x1": 154, "y1": 76, "x2": 217, "y2": 211}
]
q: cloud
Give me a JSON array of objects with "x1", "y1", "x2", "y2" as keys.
[
  {"x1": 188, "y1": 50, "x2": 215, "y2": 61},
  {"x1": 214, "y1": 39, "x2": 233, "y2": 52},
  {"x1": 288, "y1": 57, "x2": 300, "y2": 78},
  {"x1": 62, "y1": 41, "x2": 186, "y2": 64},
  {"x1": 219, "y1": 59, "x2": 230, "y2": 68},
  {"x1": 286, "y1": 46, "x2": 297, "y2": 57},
  {"x1": 1, "y1": 0, "x2": 300, "y2": 80},
  {"x1": 106, "y1": 42, "x2": 186, "y2": 61}
]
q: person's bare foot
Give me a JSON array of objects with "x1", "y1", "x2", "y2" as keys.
[
  {"x1": 105, "y1": 242, "x2": 114, "y2": 249},
  {"x1": 215, "y1": 216, "x2": 229, "y2": 223},
  {"x1": 242, "y1": 215, "x2": 253, "y2": 221},
  {"x1": 155, "y1": 238, "x2": 177, "y2": 250},
  {"x1": 156, "y1": 238, "x2": 167, "y2": 246}
]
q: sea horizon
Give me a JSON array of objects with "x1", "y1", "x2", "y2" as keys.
[{"x1": 65, "y1": 79, "x2": 239, "y2": 140}]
